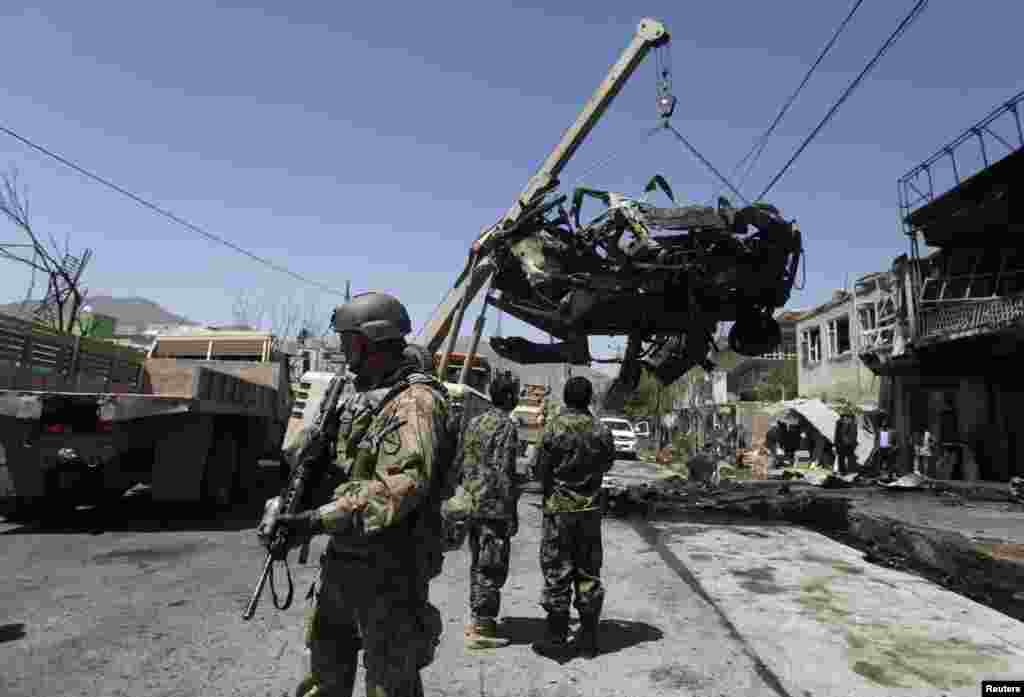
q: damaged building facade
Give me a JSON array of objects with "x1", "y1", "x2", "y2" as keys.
[
  {"x1": 674, "y1": 311, "x2": 803, "y2": 448},
  {"x1": 859, "y1": 90, "x2": 1024, "y2": 482},
  {"x1": 796, "y1": 276, "x2": 887, "y2": 406}
]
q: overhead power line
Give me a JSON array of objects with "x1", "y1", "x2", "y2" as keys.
[
  {"x1": 0, "y1": 124, "x2": 349, "y2": 297},
  {"x1": 734, "y1": 0, "x2": 867, "y2": 195},
  {"x1": 756, "y1": 0, "x2": 930, "y2": 201}
]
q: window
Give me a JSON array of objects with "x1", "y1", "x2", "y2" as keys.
[
  {"x1": 858, "y1": 305, "x2": 877, "y2": 331},
  {"x1": 801, "y1": 327, "x2": 821, "y2": 363},
  {"x1": 827, "y1": 315, "x2": 851, "y2": 357}
]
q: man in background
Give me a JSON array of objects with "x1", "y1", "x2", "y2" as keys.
[
  {"x1": 833, "y1": 412, "x2": 859, "y2": 475},
  {"x1": 455, "y1": 370, "x2": 523, "y2": 650},
  {"x1": 532, "y1": 376, "x2": 615, "y2": 659}
]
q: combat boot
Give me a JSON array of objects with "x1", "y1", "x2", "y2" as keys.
[
  {"x1": 464, "y1": 618, "x2": 510, "y2": 649},
  {"x1": 531, "y1": 612, "x2": 570, "y2": 657},
  {"x1": 572, "y1": 613, "x2": 600, "y2": 658}
]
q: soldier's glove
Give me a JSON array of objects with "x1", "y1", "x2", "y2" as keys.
[
  {"x1": 274, "y1": 510, "x2": 324, "y2": 545},
  {"x1": 256, "y1": 496, "x2": 283, "y2": 548}
]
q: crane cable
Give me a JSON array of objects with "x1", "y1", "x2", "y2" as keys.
[
  {"x1": 756, "y1": 0, "x2": 930, "y2": 202},
  {"x1": 569, "y1": 42, "x2": 671, "y2": 190},
  {"x1": 732, "y1": 0, "x2": 867, "y2": 198},
  {"x1": 571, "y1": 39, "x2": 748, "y2": 206},
  {"x1": 0, "y1": 124, "x2": 349, "y2": 297},
  {"x1": 570, "y1": 125, "x2": 663, "y2": 189},
  {"x1": 662, "y1": 124, "x2": 750, "y2": 206}
]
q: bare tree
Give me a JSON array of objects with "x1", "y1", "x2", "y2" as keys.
[
  {"x1": 268, "y1": 297, "x2": 303, "y2": 346},
  {"x1": 230, "y1": 292, "x2": 266, "y2": 331},
  {"x1": 301, "y1": 295, "x2": 330, "y2": 339},
  {"x1": 0, "y1": 168, "x2": 93, "y2": 333},
  {"x1": 230, "y1": 290, "x2": 329, "y2": 349}
]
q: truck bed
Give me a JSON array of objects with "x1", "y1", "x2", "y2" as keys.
[{"x1": 0, "y1": 366, "x2": 279, "y2": 421}]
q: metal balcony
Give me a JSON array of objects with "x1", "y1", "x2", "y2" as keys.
[{"x1": 898, "y1": 90, "x2": 1024, "y2": 240}]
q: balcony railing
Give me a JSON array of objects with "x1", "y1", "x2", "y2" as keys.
[
  {"x1": 898, "y1": 90, "x2": 1024, "y2": 229},
  {"x1": 919, "y1": 294, "x2": 1024, "y2": 340},
  {"x1": 858, "y1": 325, "x2": 895, "y2": 352}
]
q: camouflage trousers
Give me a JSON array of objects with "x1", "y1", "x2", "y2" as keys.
[
  {"x1": 296, "y1": 553, "x2": 442, "y2": 697},
  {"x1": 539, "y1": 510, "x2": 605, "y2": 617},
  {"x1": 468, "y1": 519, "x2": 512, "y2": 621}
]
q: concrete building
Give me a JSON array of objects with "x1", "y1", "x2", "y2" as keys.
[
  {"x1": 796, "y1": 278, "x2": 885, "y2": 405},
  {"x1": 281, "y1": 335, "x2": 344, "y2": 382},
  {"x1": 858, "y1": 91, "x2": 1024, "y2": 482},
  {"x1": 727, "y1": 309, "x2": 804, "y2": 400}
]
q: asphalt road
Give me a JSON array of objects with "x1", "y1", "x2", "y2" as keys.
[{"x1": 2, "y1": 461, "x2": 1022, "y2": 696}]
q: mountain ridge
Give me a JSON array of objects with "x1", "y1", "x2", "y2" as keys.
[{"x1": 0, "y1": 295, "x2": 196, "y2": 328}]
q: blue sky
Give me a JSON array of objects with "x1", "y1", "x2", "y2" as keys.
[{"x1": 1, "y1": 1, "x2": 1022, "y2": 361}]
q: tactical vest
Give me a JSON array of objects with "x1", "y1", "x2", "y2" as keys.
[{"x1": 334, "y1": 370, "x2": 458, "y2": 577}]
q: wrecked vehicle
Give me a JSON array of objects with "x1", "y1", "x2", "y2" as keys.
[
  {"x1": 487, "y1": 179, "x2": 802, "y2": 408},
  {"x1": 417, "y1": 17, "x2": 802, "y2": 410}
]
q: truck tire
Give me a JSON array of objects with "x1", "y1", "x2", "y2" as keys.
[
  {"x1": 205, "y1": 430, "x2": 240, "y2": 510},
  {"x1": 7, "y1": 496, "x2": 43, "y2": 522},
  {"x1": 234, "y1": 423, "x2": 264, "y2": 505},
  {"x1": 43, "y1": 470, "x2": 79, "y2": 523}
]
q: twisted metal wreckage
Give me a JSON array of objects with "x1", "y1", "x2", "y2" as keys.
[{"x1": 418, "y1": 18, "x2": 803, "y2": 411}]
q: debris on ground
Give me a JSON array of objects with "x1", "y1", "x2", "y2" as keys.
[
  {"x1": 800, "y1": 470, "x2": 856, "y2": 488},
  {"x1": 600, "y1": 469, "x2": 1024, "y2": 622},
  {"x1": 654, "y1": 448, "x2": 675, "y2": 466},
  {"x1": 877, "y1": 471, "x2": 930, "y2": 490},
  {"x1": 686, "y1": 453, "x2": 718, "y2": 486},
  {"x1": 1011, "y1": 476, "x2": 1024, "y2": 503},
  {"x1": 738, "y1": 448, "x2": 771, "y2": 480}
]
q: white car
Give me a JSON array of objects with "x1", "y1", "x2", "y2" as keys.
[{"x1": 600, "y1": 417, "x2": 638, "y2": 459}]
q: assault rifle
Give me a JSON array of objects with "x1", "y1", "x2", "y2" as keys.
[{"x1": 242, "y1": 371, "x2": 348, "y2": 620}]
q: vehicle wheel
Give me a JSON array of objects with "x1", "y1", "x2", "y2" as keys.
[
  {"x1": 729, "y1": 312, "x2": 781, "y2": 356},
  {"x1": 206, "y1": 431, "x2": 240, "y2": 509},
  {"x1": 7, "y1": 496, "x2": 43, "y2": 522}
]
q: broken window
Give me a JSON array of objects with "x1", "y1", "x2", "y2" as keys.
[
  {"x1": 922, "y1": 247, "x2": 1024, "y2": 303},
  {"x1": 801, "y1": 326, "x2": 821, "y2": 364},
  {"x1": 858, "y1": 305, "x2": 877, "y2": 331},
  {"x1": 827, "y1": 315, "x2": 851, "y2": 357}
]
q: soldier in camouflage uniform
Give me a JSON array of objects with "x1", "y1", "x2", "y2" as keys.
[
  {"x1": 263, "y1": 292, "x2": 452, "y2": 697},
  {"x1": 532, "y1": 376, "x2": 615, "y2": 659},
  {"x1": 455, "y1": 370, "x2": 522, "y2": 649}
]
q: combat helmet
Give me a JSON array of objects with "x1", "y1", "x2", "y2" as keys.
[
  {"x1": 489, "y1": 370, "x2": 520, "y2": 409},
  {"x1": 331, "y1": 291, "x2": 412, "y2": 342}
]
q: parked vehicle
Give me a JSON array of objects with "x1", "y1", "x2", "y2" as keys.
[
  {"x1": 0, "y1": 314, "x2": 292, "y2": 517},
  {"x1": 600, "y1": 416, "x2": 638, "y2": 459}
]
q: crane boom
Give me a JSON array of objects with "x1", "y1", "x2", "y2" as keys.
[{"x1": 418, "y1": 18, "x2": 670, "y2": 375}]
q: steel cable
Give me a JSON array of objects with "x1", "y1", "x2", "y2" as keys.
[
  {"x1": 734, "y1": 0, "x2": 867, "y2": 196},
  {"x1": 663, "y1": 124, "x2": 750, "y2": 206}
]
